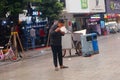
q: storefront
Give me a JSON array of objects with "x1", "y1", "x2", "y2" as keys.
[
  {"x1": 105, "y1": 0, "x2": 120, "y2": 22},
  {"x1": 86, "y1": 14, "x2": 102, "y2": 35},
  {"x1": 65, "y1": 0, "x2": 105, "y2": 34},
  {"x1": 104, "y1": 0, "x2": 120, "y2": 34},
  {"x1": 19, "y1": 11, "x2": 48, "y2": 49},
  {"x1": 25, "y1": 17, "x2": 48, "y2": 49},
  {"x1": 105, "y1": 0, "x2": 120, "y2": 23}
]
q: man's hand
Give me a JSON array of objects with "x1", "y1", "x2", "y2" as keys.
[
  {"x1": 60, "y1": 31, "x2": 65, "y2": 35},
  {"x1": 55, "y1": 28, "x2": 60, "y2": 32}
]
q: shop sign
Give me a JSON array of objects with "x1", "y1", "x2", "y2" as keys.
[
  {"x1": 104, "y1": 14, "x2": 117, "y2": 22},
  {"x1": 90, "y1": 14, "x2": 100, "y2": 19},
  {"x1": 106, "y1": 0, "x2": 120, "y2": 13},
  {"x1": 19, "y1": 14, "x2": 27, "y2": 21},
  {"x1": 32, "y1": 10, "x2": 42, "y2": 16},
  {"x1": 88, "y1": 22, "x2": 97, "y2": 25},
  {"x1": 89, "y1": 18, "x2": 100, "y2": 22},
  {"x1": 104, "y1": 14, "x2": 119, "y2": 19}
]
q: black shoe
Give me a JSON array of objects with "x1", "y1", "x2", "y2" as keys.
[{"x1": 60, "y1": 66, "x2": 68, "y2": 69}]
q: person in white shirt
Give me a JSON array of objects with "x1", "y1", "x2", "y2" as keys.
[{"x1": 30, "y1": 28, "x2": 36, "y2": 49}]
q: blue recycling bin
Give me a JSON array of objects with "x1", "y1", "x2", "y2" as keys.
[
  {"x1": 81, "y1": 34, "x2": 93, "y2": 56},
  {"x1": 80, "y1": 33, "x2": 99, "y2": 57},
  {"x1": 91, "y1": 33, "x2": 99, "y2": 54}
]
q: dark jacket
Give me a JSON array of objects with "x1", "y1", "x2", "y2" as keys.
[{"x1": 50, "y1": 25, "x2": 64, "y2": 46}]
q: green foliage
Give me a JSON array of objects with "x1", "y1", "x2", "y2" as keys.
[
  {"x1": 0, "y1": 0, "x2": 63, "y2": 23},
  {"x1": 0, "y1": 0, "x2": 8, "y2": 18},
  {"x1": 37, "y1": 0, "x2": 64, "y2": 21},
  {"x1": 0, "y1": 0, "x2": 23, "y2": 18},
  {"x1": 24, "y1": 0, "x2": 42, "y2": 3},
  {"x1": 7, "y1": 0, "x2": 23, "y2": 15}
]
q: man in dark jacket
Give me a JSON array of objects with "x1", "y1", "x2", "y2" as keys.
[{"x1": 50, "y1": 19, "x2": 68, "y2": 71}]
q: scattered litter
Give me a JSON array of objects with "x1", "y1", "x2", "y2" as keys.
[
  {"x1": 68, "y1": 58, "x2": 71, "y2": 60},
  {"x1": 117, "y1": 37, "x2": 120, "y2": 39}
]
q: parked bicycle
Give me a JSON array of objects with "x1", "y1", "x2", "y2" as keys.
[{"x1": 0, "y1": 41, "x2": 22, "y2": 62}]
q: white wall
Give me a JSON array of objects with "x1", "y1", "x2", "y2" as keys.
[
  {"x1": 66, "y1": 0, "x2": 89, "y2": 13},
  {"x1": 65, "y1": 0, "x2": 105, "y2": 13}
]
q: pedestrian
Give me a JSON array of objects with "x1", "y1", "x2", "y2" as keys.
[
  {"x1": 30, "y1": 27, "x2": 36, "y2": 49},
  {"x1": 50, "y1": 19, "x2": 68, "y2": 71},
  {"x1": 39, "y1": 28, "x2": 45, "y2": 45}
]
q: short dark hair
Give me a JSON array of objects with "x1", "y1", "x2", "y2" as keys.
[{"x1": 58, "y1": 19, "x2": 65, "y2": 24}]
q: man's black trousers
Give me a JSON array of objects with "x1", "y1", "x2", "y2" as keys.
[{"x1": 51, "y1": 45, "x2": 63, "y2": 67}]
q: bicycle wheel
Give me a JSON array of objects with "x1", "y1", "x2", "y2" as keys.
[
  {"x1": 9, "y1": 53, "x2": 22, "y2": 62},
  {"x1": 75, "y1": 41, "x2": 82, "y2": 56},
  {"x1": 8, "y1": 49, "x2": 22, "y2": 62},
  {"x1": 0, "y1": 54, "x2": 5, "y2": 61}
]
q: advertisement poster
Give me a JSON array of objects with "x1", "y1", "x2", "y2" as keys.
[
  {"x1": 100, "y1": 20, "x2": 105, "y2": 28},
  {"x1": 89, "y1": 0, "x2": 105, "y2": 13},
  {"x1": 106, "y1": 0, "x2": 120, "y2": 13},
  {"x1": 65, "y1": 0, "x2": 89, "y2": 13},
  {"x1": 81, "y1": 0, "x2": 88, "y2": 9}
]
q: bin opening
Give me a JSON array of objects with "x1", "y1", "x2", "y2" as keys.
[
  {"x1": 93, "y1": 35, "x2": 97, "y2": 40},
  {"x1": 86, "y1": 36, "x2": 92, "y2": 41}
]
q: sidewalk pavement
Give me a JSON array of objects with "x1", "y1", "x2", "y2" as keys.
[
  {"x1": 0, "y1": 47, "x2": 52, "y2": 66},
  {"x1": 24, "y1": 47, "x2": 51, "y2": 59},
  {"x1": 1, "y1": 33, "x2": 120, "y2": 80}
]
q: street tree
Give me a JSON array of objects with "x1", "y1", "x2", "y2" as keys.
[
  {"x1": 37, "y1": 0, "x2": 64, "y2": 23},
  {"x1": 24, "y1": 0, "x2": 64, "y2": 22},
  {"x1": 0, "y1": 0, "x2": 23, "y2": 24},
  {"x1": 24, "y1": 0, "x2": 42, "y2": 3},
  {"x1": 0, "y1": 0, "x2": 8, "y2": 18},
  {"x1": 7, "y1": 0, "x2": 23, "y2": 24},
  {"x1": 0, "y1": 0, "x2": 24, "y2": 45}
]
